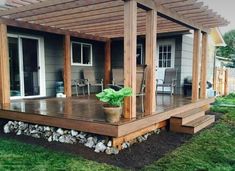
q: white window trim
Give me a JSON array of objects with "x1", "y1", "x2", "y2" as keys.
[
  {"x1": 137, "y1": 44, "x2": 143, "y2": 65},
  {"x1": 8, "y1": 33, "x2": 46, "y2": 100},
  {"x1": 157, "y1": 39, "x2": 175, "y2": 69},
  {"x1": 71, "y1": 41, "x2": 93, "y2": 66}
]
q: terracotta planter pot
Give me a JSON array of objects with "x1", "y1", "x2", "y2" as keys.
[{"x1": 103, "y1": 105, "x2": 123, "y2": 123}]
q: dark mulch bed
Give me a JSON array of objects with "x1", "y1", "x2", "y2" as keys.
[{"x1": 0, "y1": 127, "x2": 191, "y2": 170}]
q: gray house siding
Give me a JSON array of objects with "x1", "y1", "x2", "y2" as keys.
[
  {"x1": 7, "y1": 27, "x2": 196, "y2": 97},
  {"x1": 44, "y1": 34, "x2": 64, "y2": 96},
  {"x1": 111, "y1": 36, "x2": 186, "y2": 95},
  {"x1": 71, "y1": 38, "x2": 105, "y2": 94},
  {"x1": 7, "y1": 27, "x2": 105, "y2": 97},
  {"x1": 178, "y1": 35, "x2": 193, "y2": 94}
]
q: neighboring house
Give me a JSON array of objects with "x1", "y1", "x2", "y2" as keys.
[{"x1": 215, "y1": 56, "x2": 233, "y2": 68}]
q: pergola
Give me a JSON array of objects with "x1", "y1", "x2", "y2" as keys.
[{"x1": 0, "y1": 0, "x2": 229, "y2": 119}]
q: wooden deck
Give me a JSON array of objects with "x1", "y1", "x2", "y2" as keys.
[{"x1": 0, "y1": 95, "x2": 214, "y2": 138}]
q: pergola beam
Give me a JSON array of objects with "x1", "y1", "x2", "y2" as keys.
[{"x1": 0, "y1": 18, "x2": 108, "y2": 42}]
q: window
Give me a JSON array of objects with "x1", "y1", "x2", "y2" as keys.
[
  {"x1": 136, "y1": 44, "x2": 143, "y2": 65},
  {"x1": 71, "y1": 42, "x2": 92, "y2": 66},
  {"x1": 158, "y1": 44, "x2": 172, "y2": 68}
]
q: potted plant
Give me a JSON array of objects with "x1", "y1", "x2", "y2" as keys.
[{"x1": 96, "y1": 87, "x2": 132, "y2": 123}]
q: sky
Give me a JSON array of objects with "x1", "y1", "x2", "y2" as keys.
[{"x1": 201, "y1": 0, "x2": 235, "y2": 35}]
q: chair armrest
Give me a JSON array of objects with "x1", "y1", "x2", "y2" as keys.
[
  {"x1": 172, "y1": 79, "x2": 177, "y2": 86},
  {"x1": 156, "y1": 79, "x2": 164, "y2": 84},
  {"x1": 81, "y1": 79, "x2": 89, "y2": 84},
  {"x1": 71, "y1": 79, "x2": 77, "y2": 85}
]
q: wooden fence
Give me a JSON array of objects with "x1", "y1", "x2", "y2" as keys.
[{"x1": 214, "y1": 67, "x2": 235, "y2": 96}]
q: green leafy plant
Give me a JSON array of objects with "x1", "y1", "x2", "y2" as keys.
[{"x1": 96, "y1": 87, "x2": 132, "y2": 107}]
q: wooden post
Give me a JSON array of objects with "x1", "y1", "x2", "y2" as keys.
[
  {"x1": 192, "y1": 29, "x2": 201, "y2": 101},
  {"x1": 145, "y1": 9, "x2": 156, "y2": 114},
  {"x1": 200, "y1": 32, "x2": 208, "y2": 99},
  {"x1": 0, "y1": 24, "x2": 10, "y2": 104},
  {"x1": 104, "y1": 39, "x2": 111, "y2": 87},
  {"x1": 224, "y1": 69, "x2": 229, "y2": 96},
  {"x1": 63, "y1": 34, "x2": 72, "y2": 97},
  {"x1": 123, "y1": 0, "x2": 137, "y2": 119}
]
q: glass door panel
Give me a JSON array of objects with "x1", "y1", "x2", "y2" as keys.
[
  {"x1": 21, "y1": 38, "x2": 40, "y2": 96},
  {"x1": 8, "y1": 37, "x2": 21, "y2": 97}
]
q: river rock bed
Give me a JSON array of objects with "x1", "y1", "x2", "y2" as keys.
[{"x1": 3, "y1": 120, "x2": 161, "y2": 155}]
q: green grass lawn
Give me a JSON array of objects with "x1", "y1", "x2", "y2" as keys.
[
  {"x1": 0, "y1": 94, "x2": 235, "y2": 171},
  {"x1": 143, "y1": 94, "x2": 235, "y2": 171},
  {"x1": 0, "y1": 138, "x2": 121, "y2": 171}
]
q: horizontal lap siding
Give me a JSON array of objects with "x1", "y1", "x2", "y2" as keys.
[
  {"x1": 71, "y1": 38, "x2": 105, "y2": 94},
  {"x1": 179, "y1": 35, "x2": 193, "y2": 95},
  {"x1": 44, "y1": 34, "x2": 63, "y2": 96},
  {"x1": 8, "y1": 27, "x2": 105, "y2": 96}
]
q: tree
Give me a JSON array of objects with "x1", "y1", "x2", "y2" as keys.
[{"x1": 217, "y1": 30, "x2": 235, "y2": 59}]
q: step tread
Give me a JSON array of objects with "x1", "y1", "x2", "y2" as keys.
[
  {"x1": 184, "y1": 115, "x2": 215, "y2": 128},
  {"x1": 172, "y1": 108, "x2": 203, "y2": 119}
]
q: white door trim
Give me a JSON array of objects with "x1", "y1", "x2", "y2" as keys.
[{"x1": 8, "y1": 33, "x2": 46, "y2": 99}]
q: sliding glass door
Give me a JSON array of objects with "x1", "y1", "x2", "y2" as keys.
[{"x1": 8, "y1": 35, "x2": 45, "y2": 99}]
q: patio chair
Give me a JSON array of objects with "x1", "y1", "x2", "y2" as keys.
[
  {"x1": 111, "y1": 68, "x2": 124, "y2": 89},
  {"x1": 136, "y1": 65, "x2": 147, "y2": 113},
  {"x1": 71, "y1": 79, "x2": 86, "y2": 96},
  {"x1": 83, "y1": 69, "x2": 103, "y2": 95},
  {"x1": 110, "y1": 66, "x2": 147, "y2": 112},
  {"x1": 157, "y1": 68, "x2": 177, "y2": 95}
]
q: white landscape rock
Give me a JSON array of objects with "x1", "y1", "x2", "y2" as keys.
[
  {"x1": 48, "y1": 136, "x2": 52, "y2": 142},
  {"x1": 44, "y1": 126, "x2": 51, "y2": 132},
  {"x1": 105, "y1": 147, "x2": 119, "y2": 155},
  {"x1": 56, "y1": 128, "x2": 64, "y2": 135},
  {"x1": 94, "y1": 142, "x2": 106, "y2": 153},
  {"x1": 71, "y1": 130, "x2": 78, "y2": 136},
  {"x1": 3, "y1": 120, "x2": 161, "y2": 155},
  {"x1": 84, "y1": 137, "x2": 95, "y2": 148},
  {"x1": 16, "y1": 130, "x2": 22, "y2": 135},
  {"x1": 59, "y1": 135, "x2": 65, "y2": 143},
  {"x1": 3, "y1": 123, "x2": 10, "y2": 134},
  {"x1": 107, "y1": 141, "x2": 112, "y2": 147}
]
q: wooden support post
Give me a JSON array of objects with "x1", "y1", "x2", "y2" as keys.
[
  {"x1": 145, "y1": 9, "x2": 156, "y2": 115},
  {"x1": 104, "y1": 39, "x2": 111, "y2": 87},
  {"x1": 200, "y1": 32, "x2": 208, "y2": 99},
  {"x1": 63, "y1": 34, "x2": 72, "y2": 97},
  {"x1": 123, "y1": 0, "x2": 137, "y2": 119},
  {"x1": 0, "y1": 24, "x2": 10, "y2": 104},
  {"x1": 192, "y1": 29, "x2": 201, "y2": 101}
]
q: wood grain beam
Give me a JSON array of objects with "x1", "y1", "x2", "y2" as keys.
[
  {"x1": 192, "y1": 29, "x2": 201, "y2": 101},
  {"x1": 63, "y1": 34, "x2": 72, "y2": 97},
  {"x1": 104, "y1": 39, "x2": 111, "y2": 87},
  {"x1": 123, "y1": 0, "x2": 137, "y2": 119},
  {"x1": 145, "y1": 9, "x2": 156, "y2": 115},
  {"x1": 0, "y1": 18, "x2": 108, "y2": 42},
  {"x1": 0, "y1": 24, "x2": 10, "y2": 104},
  {"x1": 200, "y1": 32, "x2": 208, "y2": 99}
]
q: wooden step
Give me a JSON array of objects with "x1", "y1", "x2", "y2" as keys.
[
  {"x1": 171, "y1": 108, "x2": 205, "y2": 125},
  {"x1": 170, "y1": 115, "x2": 215, "y2": 134}
]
